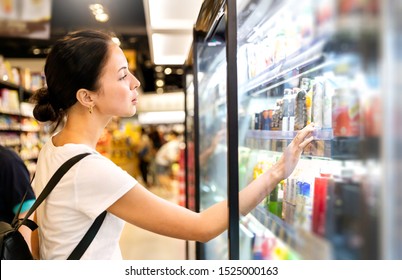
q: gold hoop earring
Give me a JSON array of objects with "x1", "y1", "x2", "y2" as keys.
[{"x1": 89, "y1": 105, "x2": 93, "y2": 114}]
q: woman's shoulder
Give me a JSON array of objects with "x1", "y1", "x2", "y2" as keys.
[
  {"x1": 41, "y1": 137, "x2": 97, "y2": 155},
  {"x1": 37, "y1": 139, "x2": 104, "y2": 171}
]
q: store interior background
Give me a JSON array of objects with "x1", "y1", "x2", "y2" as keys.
[{"x1": 0, "y1": 0, "x2": 203, "y2": 260}]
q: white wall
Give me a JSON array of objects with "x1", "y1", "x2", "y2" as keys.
[
  {"x1": 136, "y1": 91, "x2": 184, "y2": 112},
  {"x1": 136, "y1": 91, "x2": 185, "y2": 124}
]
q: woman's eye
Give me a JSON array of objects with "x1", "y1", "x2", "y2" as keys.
[{"x1": 119, "y1": 74, "x2": 128, "y2": 80}]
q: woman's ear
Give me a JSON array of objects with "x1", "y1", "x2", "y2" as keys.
[{"x1": 76, "y1": 89, "x2": 95, "y2": 108}]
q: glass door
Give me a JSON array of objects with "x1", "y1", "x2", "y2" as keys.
[
  {"x1": 235, "y1": 0, "x2": 385, "y2": 259},
  {"x1": 192, "y1": 0, "x2": 229, "y2": 259}
]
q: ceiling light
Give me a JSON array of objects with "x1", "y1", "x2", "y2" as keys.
[
  {"x1": 164, "y1": 67, "x2": 172, "y2": 75},
  {"x1": 151, "y1": 33, "x2": 193, "y2": 65},
  {"x1": 89, "y1": 4, "x2": 103, "y2": 11},
  {"x1": 155, "y1": 65, "x2": 163, "y2": 72},
  {"x1": 143, "y1": 0, "x2": 203, "y2": 65},
  {"x1": 89, "y1": 3, "x2": 109, "y2": 23},
  {"x1": 148, "y1": 0, "x2": 201, "y2": 30},
  {"x1": 155, "y1": 79, "x2": 165, "y2": 87},
  {"x1": 111, "y1": 36, "x2": 121, "y2": 46},
  {"x1": 95, "y1": 13, "x2": 109, "y2": 22}
]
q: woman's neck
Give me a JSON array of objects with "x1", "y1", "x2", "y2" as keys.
[{"x1": 52, "y1": 112, "x2": 110, "y2": 149}]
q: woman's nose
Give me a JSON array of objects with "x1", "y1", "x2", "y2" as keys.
[{"x1": 130, "y1": 73, "x2": 141, "y2": 89}]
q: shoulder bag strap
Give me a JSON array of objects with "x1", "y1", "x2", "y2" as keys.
[
  {"x1": 67, "y1": 210, "x2": 107, "y2": 260},
  {"x1": 11, "y1": 165, "x2": 36, "y2": 227},
  {"x1": 18, "y1": 152, "x2": 106, "y2": 260},
  {"x1": 16, "y1": 153, "x2": 91, "y2": 230}
]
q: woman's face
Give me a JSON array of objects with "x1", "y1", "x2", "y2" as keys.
[{"x1": 94, "y1": 43, "x2": 141, "y2": 118}]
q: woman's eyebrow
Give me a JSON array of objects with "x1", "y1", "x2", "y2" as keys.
[{"x1": 118, "y1": 66, "x2": 127, "y2": 72}]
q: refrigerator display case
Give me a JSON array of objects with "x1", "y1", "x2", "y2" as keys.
[
  {"x1": 188, "y1": 0, "x2": 401, "y2": 259},
  {"x1": 235, "y1": 0, "x2": 383, "y2": 260}
]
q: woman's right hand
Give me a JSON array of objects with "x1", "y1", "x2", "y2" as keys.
[{"x1": 273, "y1": 123, "x2": 316, "y2": 180}]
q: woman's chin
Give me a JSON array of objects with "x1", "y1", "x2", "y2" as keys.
[
  {"x1": 117, "y1": 109, "x2": 136, "y2": 118},
  {"x1": 128, "y1": 108, "x2": 137, "y2": 117}
]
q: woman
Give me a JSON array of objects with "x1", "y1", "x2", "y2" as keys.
[{"x1": 30, "y1": 30, "x2": 315, "y2": 260}]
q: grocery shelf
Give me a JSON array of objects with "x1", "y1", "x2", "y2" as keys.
[
  {"x1": 240, "y1": 39, "x2": 327, "y2": 97},
  {"x1": 251, "y1": 205, "x2": 333, "y2": 259},
  {"x1": 246, "y1": 128, "x2": 334, "y2": 141}
]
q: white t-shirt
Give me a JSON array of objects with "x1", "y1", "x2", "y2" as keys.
[{"x1": 33, "y1": 138, "x2": 137, "y2": 260}]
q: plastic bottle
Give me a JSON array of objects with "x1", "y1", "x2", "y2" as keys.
[
  {"x1": 312, "y1": 76, "x2": 325, "y2": 129},
  {"x1": 312, "y1": 171, "x2": 332, "y2": 237},
  {"x1": 288, "y1": 90, "x2": 296, "y2": 132},
  {"x1": 294, "y1": 87, "x2": 307, "y2": 130},
  {"x1": 252, "y1": 233, "x2": 264, "y2": 260},
  {"x1": 301, "y1": 77, "x2": 312, "y2": 126},
  {"x1": 282, "y1": 89, "x2": 292, "y2": 131},
  {"x1": 323, "y1": 77, "x2": 334, "y2": 129},
  {"x1": 267, "y1": 181, "x2": 284, "y2": 218}
]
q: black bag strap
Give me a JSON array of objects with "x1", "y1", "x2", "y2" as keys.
[
  {"x1": 15, "y1": 152, "x2": 106, "y2": 260},
  {"x1": 11, "y1": 163, "x2": 37, "y2": 228},
  {"x1": 17, "y1": 153, "x2": 92, "y2": 229},
  {"x1": 11, "y1": 190, "x2": 31, "y2": 228},
  {"x1": 67, "y1": 210, "x2": 107, "y2": 260}
]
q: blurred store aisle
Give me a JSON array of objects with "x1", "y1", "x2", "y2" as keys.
[{"x1": 119, "y1": 185, "x2": 186, "y2": 260}]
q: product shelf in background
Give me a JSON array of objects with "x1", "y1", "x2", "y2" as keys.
[
  {"x1": 245, "y1": 129, "x2": 380, "y2": 160},
  {"x1": 241, "y1": 39, "x2": 327, "y2": 97},
  {"x1": 251, "y1": 205, "x2": 333, "y2": 260},
  {"x1": 0, "y1": 60, "x2": 48, "y2": 177},
  {"x1": 246, "y1": 128, "x2": 334, "y2": 141}
]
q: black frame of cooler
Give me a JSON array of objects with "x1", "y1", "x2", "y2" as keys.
[{"x1": 186, "y1": 0, "x2": 240, "y2": 260}]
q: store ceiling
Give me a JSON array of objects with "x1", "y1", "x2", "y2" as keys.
[{"x1": 0, "y1": 0, "x2": 201, "y2": 93}]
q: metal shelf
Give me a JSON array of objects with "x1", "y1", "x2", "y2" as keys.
[
  {"x1": 251, "y1": 205, "x2": 333, "y2": 259},
  {"x1": 246, "y1": 128, "x2": 334, "y2": 141}
]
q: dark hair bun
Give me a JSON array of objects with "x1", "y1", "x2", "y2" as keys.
[{"x1": 31, "y1": 87, "x2": 58, "y2": 122}]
